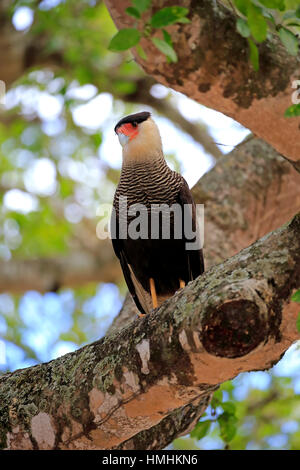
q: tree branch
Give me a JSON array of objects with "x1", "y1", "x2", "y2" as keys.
[
  {"x1": 105, "y1": 0, "x2": 300, "y2": 162},
  {"x1": 0, "y1": 245, "x2": 121, "y2": 294},
  {"x1": 1, "y1": 212, "x2": 299, "y2": 449},
  {"x1": 123, "y1": 76, "x2": 223, "y2": 160}
]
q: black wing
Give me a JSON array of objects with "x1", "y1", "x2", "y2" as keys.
[
  {"x1": 176, "y1": 178, "x2": 205, "y2": 281},
  {"x1": 111, "y1": 215, "x2": 147, "y2": 315}
]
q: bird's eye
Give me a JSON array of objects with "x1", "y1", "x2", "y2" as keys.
[{"x1": 132, "y1": 122, "x2": 137, "y2": 128}]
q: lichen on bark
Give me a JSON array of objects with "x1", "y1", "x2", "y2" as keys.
[{"x1": 0, "y1": 212, "x2": 299, "y2": 449}]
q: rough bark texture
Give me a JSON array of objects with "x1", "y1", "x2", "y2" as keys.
[
  {"x1": 1, "y1": 212, "x2": 299, "y2": 449},
  {"x1": 105, "y1": 0, "x2": 300, "y2": 162}
]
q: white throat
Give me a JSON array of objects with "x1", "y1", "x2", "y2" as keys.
[{"x1": 122, "y1": 118, "x2": 164, "y2": 164}]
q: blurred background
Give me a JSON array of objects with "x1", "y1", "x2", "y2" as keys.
[{"x1": 0, "y1": 0, "x2": 299, "y2": 450}]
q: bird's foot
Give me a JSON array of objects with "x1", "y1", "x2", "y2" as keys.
[{"x1": 138, "y1": 312, "x2": 146, "y2": 318}]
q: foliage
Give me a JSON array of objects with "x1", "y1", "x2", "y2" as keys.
[
  {"x1": 176, "y1": 372, "x2": 300, "y2": 450},
  {"x1": 189, "y1": 383, "x2": 238, "y2": 448},
  {"x1": 292, "y1": 290, "x2": 300, "y2": 332},
  {"x1": 232, "y1": 0, "x2": 300, "y2": 70},
  {"x1": 285, "y1": 103, "x2": 300, "y2": 117},
  {"x1": 108, "y1": 1, "x2": 190, "y2": 63}
]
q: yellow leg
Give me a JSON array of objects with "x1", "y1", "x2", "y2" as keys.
[
  {"x1": 138, "y1": 312, "x2": 146, "y2": 318},
  {"x1": 179, "y1": 279, "x2": 185, "y2": 289},
  {"x1": 149, "y1": 278, "x2": 158, "y2": 309}
]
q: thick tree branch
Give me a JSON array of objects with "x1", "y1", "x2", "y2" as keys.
[
  {"x1": 1, "y1": 213, "x2": 299, "y2": 449},
  {"x1": 105, "y1": 0, "x2": 300, "y2": 162}
]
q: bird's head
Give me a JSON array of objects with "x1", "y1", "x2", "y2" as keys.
[{"x1": 115, "y1": 111, "x2": 162, "y2": 162}]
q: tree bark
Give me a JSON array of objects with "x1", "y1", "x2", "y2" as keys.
[
  {"x1": 105, "y1": 0, "x2": 300, "y2": 162},
  {"x1": 1, "y1": 212, "x2": 299, "y2": 449}
]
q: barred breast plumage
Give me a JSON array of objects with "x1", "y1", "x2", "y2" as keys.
[{"x1": 114, "y1": 157, "x2": 183, "y2": 210}]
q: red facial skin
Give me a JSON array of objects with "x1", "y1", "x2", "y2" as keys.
[{"x1": 117, "y1": 123, "x2": 139, "y2": 140}]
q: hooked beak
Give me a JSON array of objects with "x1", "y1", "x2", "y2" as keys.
[{"x1": 117, "y1": 132, "x2": 129, "y2": 147}]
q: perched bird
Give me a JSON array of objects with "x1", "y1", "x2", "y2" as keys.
[{"x1": 111, "y1": 111, "x2": 204, "y2": 316}]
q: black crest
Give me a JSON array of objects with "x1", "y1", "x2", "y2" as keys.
[{"x1": 114, "y1": 111, "x2": 151, "y2": 133}]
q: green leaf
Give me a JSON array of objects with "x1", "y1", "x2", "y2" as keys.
[
  {"x1": 258, "y1": 0, "x2": 285, "y2": 10},
  {"x1": 190, "y1": 420, "x2": 211, "y2": 440},
  {"x1": 292, "y1": 290, "x2": 300, "y2": 302},
  {"x1": 108, "y1": 28, "x2": 141, "y2": 51},
  {"x1": 136, "y1": 43, "x2": 148, "y2": 60},
  {"x1": 213, "y1": 388, "x2": 223, "y2": 402},
  {"x1": 279, "y1": 27, "x2": 299, "y2": 56},
  {"x1": 296, "y1": 6, "x2": 300, "y2": 18},
  {"x1": 297, "y1": 312, "x2": 300, "y2": 332},
  {"x1": 248, "y1": 38, "x2": 259, "y2": 70},
  {"x1": 151, "y1": 37, "x2": 178, "y2": 62},
  {"x1": 218, "y1": 412, "x2": 238, "y2": 443},
  {"x1": 125, "y1": 7, "x2": 141, "y2": 19},
  {"x1": 285, "y1": 104, "x2": 300, "y2": 117},
  {"x1": 150, "y1": 6, "x2": 189, "y2": 28},
  {"x1": 247, "y1": 4, "x2": 267, "y2": 42},
  {"x1": 132, "y1": 0, "x2": 151, "y2": 14},
  {"x1": 236, "y1": 18, "x2": 251, "y2": 38},
  {"x1": 221, "y1": 381, "x2": 235, "y2": 393},
  {"x1": 234, "y1": 0, "x2": 249, "y2": 16},
  {"x1": 176, "y1": 17, "x2": 191, "y2": 24},
  {"x1": 162, "y1": 29, "x2": 172, "y2": 46},
  {"x1": 222, "y1": 402, "x2": 236, "y2": 415}
]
